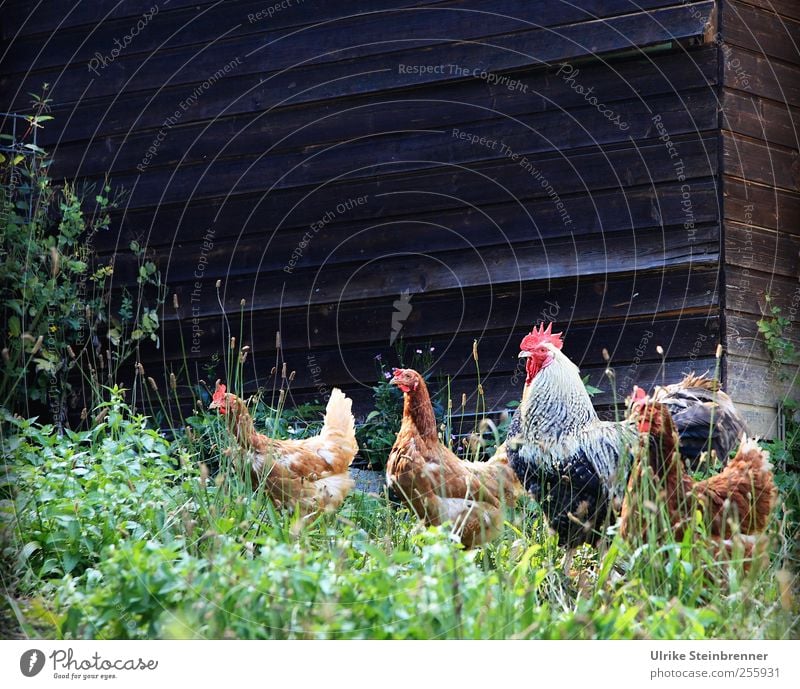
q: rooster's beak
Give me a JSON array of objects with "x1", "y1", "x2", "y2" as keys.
[{"x1": 518, "y1": 351, "x2": 531, "y2": 359}]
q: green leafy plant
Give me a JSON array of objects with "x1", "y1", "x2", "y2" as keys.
[
  {"x1": 2, "y1": 388, "x2": 188, "y2": 590},
  {"x1": 0, "y1": 97, "x2": 166, "y2": 421},
  {"x1": 582, "y1": 374, "x2": 603, "y2": 397},
  {"x1": 758, "y1": 294, "x2": 797, "y2": 374}
]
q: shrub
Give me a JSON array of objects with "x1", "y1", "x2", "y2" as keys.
[{"x1": 2, "y1": 388, "x2": 188, "y2": 589}]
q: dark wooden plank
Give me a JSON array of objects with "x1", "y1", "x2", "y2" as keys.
[
  {"x1": 723, "y1": 176, "x2": 800, "y2": 232},
  {"x1": 733, "y1": 0, "x2": 800, "y2": 23},
  {"x1": 146, "y1": 314, "x2": 719, "y2": 396},
  {"x1": 726, "y1": 356, "x2": 797, "y2": 411},
  {"x1": 37, "y1": 43, "x2": 718, "y2": 148},
  {"x1": 2, "y1": 1, "x2": 714, "y2": 110},
  {"x1": 722, "y1": 0, "x2": 800, "y2": 65},
  {"x1": 142, "y1": 356, "x2": 723, "y2": 423},
  {"x1": 2, "y1": 0, "x2": 699, "y2": 73},
  {"x1": 722, "y1": 44, "x2": 800, "y2": 106},
  {"x1": 0, "y1": 0, "x2": 449, "y2": 60},
  {"x1": 722, "y1": 130, "x2": 800, "y2": 192},
  {"x1": 146, "y1": 265, "x2": 721, "y2": 364},
  {"x1": 137, "y1": 226, "x2": 720, "y2": 322},
  {"x1": 721, "y1": 88, "x2": 800, "y2": 150},
  {"x1": 95, "y1": 133, "x2": 720, "y2": 213},
  {"x1": 731, "y1": 401, "x2": 779, "y2": 438},
  {"x1": 725, "y1": 220, "x2": 800, "y2": 277},
  {"x1": 99, "y1": 179, "x2": 720, "y2": 261},
  {"x1": 2, "y1": 0, "x2": 221, "y2": 38},
  {"x1": 51, "y1": 85, "x2": 719, "y2": 179},
  {"x1": 108, "y1": 191, "x2": 720, "y2": 287},
  {"x1": 726, "y1": 265, "x2": 800, "y2": 318}
]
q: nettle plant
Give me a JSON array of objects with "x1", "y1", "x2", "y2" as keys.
[{"x1": 0, "y1": 96, "x2": 166, "y2": 421}]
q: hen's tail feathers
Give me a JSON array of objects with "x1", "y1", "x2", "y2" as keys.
[
  {"x1": 320, "y1": 388, "x2": 358, "y2": 467},
  {"x1": 731, "y1": 435, "x2": 772, "y2": 474},
  {"x1": 729, "y1": 435, "x2": 778, "y2": 532}
]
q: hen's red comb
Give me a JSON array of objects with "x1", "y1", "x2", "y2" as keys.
[
  {"x1": 213, "y1": 382, "x2": 227, "y2": 403},
  {"x1": 632, "y1": 385, "x2": 647, "y2": 402},
  {"x1": 520, "y1": 322, "x2": 563, "y2": 351}
]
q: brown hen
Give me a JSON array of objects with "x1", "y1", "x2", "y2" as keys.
[
  {"x1": 621, "y1": 395, "x2": 777, "y2": 560},
  {"x1": 210, "y1": 383, "x2": 358, "y2": 515},
  {"x1": 386, "y1": 368, "x2": 524, "y2": 547}
]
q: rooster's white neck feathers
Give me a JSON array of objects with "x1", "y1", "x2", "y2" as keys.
[
  {"x1": 516, "y1": 344, "x2": 632, "y2": 490},
  {"x1": 522, "y1": 345, "x2": 597, "y2": 436}
]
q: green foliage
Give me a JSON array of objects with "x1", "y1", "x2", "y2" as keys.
[
  {"x1": 356, "y1": 372, "x2": 403, "y2": 468},
  {"x1": 757, "y1": 294, "x2": 797, "y2": 375},
  {"x1": 1, "y1": 389, "x2": 186, "y2": 590},
  {"x1": 256, "y1": 400, "x2": 325, "y2": 439},
  {"x1": 2, "y1": 395, "x2": 797, "y2": 640},
  {"x1": 582, "y1": 374, "x2": 603, "y2": 397},
  {"x1": 0, "y1": 98, "x2": 166, "y2": 420},
  {"x1": 753, "y1": 297, "x2": 799, "y2": 442}
]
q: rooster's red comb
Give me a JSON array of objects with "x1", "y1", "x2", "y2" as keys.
[{"x1": 520, "y1": 322, "x2": 563, "y2": 352}]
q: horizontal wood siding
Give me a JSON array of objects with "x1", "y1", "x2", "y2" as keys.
[
  {"x1": 1, "y1": 1, "x2": 727, "y2": 424},
  {"x1": 720, "y1": 0, "x2": 800, "y2": 435}
]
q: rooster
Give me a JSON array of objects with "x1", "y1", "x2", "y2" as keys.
[
  {"x1": 209, "y1": 382, "x2": 358, "y2": 515},
  {"x1": 647, "y1": 373, "x2": 747, "y2": 469},
  {"x1": 387, "y1": 368, "x2": 524, "y2": 547},
  {"x1": 621, "y1": 392, "x2": 776, "y2": 560},
  {"x1": 505, "y1": 324, "x2": 635, "y2": 552}
]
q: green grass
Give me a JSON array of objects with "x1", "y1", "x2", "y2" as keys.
[{"x1": 0, "y1": 392, "x2": 798, "y2": 640}]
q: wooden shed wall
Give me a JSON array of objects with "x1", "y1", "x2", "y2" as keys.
[
  {"x1": 718, "y1": 0, "x2": 800, "y2": 435},
  {"x1": 1, "y1": 1, "x2": 729, "y2": 419}
]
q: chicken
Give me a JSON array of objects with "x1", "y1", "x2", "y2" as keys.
[
  {"x1": 209, "y1": 382, "x2": 358, "y2": 515},
  {"x1": 647, "y1": 373, "x2": 747, "y2": 469},
  {"x1": 386, "y1": 368, "x2": 524, "y2": 547},
  {"x1": 621, "y1": 393, "x2": 777, "y2": 560},
  {"x1": 505, "y1": 323, "x2": 635, "y2": 551}
]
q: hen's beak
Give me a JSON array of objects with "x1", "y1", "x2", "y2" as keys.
[
  {"x1": 518, "y1": 350, "x2": 532, "y2": 359},
  {"x1": 389, "y1": 367, "x2": 404, "y2": 386}
]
